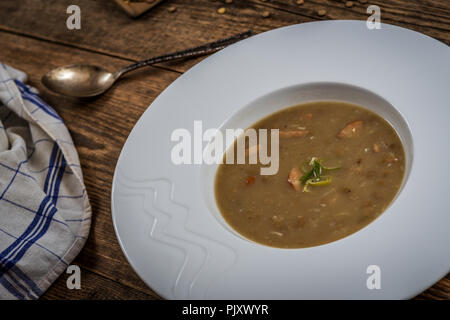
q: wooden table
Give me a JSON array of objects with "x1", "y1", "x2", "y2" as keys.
[{"x1": 0, "y1": 0, "x2": 448, "y2": 300}]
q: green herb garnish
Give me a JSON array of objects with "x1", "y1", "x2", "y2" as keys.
[{"x1": 301, "y1": 157, "x2": 340, "y2": 192}]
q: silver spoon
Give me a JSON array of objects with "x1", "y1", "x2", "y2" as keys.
[{"x1": 42, "y1": 31, "x2": 253, "y2": 98}]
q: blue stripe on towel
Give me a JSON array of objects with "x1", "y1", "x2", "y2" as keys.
[
  {"x1": 51, "y1": 153, "x2": 66, "y2": 205},
  {"x1": 0, "y1": 227, "x2": 67, "y2": 265},
  {"x1": 6, "y1": 270, "x2": 37, "y2": 299},
  {"x1": 43, "y1": 143, "x2": 59, "y2": 194},
  {"x1": 7, "y1": 205, "x2": 58, "y2": 276},
  {"x1": 0, "y1": 197, "x2": 51, "y2": 266},
  {"x1": 0, "y1": 141, "x2": 64, "y2": 297},
  {"x1": 10, "y1": 266, "x2": 42, "y2": 297},
  {"x1": 15, "y1": 80, "x2": 61, "y2": 121},
  {"x1": 2, "y1": 148, "x2": 62, "y2": 266},
  {"x1": 0, "y1": 197, "x2": 50, "y2": 299},
  {"x1": 0, "y1": 275, "x2": 24, "y2": 299}
]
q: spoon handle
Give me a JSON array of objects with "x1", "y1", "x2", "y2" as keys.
[{"x1": 115, "y1": 30, "x2": 253, "y2": 78}]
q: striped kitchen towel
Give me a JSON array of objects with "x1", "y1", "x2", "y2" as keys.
[{"x1": 0, "y1": 63, "x2": 91, "y2": 299}]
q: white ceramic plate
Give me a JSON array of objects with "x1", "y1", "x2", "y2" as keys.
[{"x1": 111, "y1": 21, "x2": 450, "y2": 299}]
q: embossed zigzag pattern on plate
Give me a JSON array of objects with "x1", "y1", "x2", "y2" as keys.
[{"x1": 115, "y1": 171, "x2": 237, "y2": 299}]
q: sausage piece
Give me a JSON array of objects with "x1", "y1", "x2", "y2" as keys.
[
  {"x1": 288, "y1": 167, "x2": 302, "y2": 191},
  {"x1": 337, "y1": 120, "x2": 363, "y2": 138}
]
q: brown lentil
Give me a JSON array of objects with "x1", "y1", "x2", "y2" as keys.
[{"x1": 317, "y1": 9, "x2": 327, "y2": 16}]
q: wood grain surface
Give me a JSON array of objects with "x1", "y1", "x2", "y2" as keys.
[{"x1": 0, "y1": 0, "x2": 448, "y2": 300}]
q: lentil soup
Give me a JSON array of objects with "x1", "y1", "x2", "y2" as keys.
[{"x1": 214, "y1": 101, "x2": 405, "y2": 248}]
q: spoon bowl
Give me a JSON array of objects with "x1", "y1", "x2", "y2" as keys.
[{"x1": 42, "y1": 65, "x2": 117, "y2": 98}]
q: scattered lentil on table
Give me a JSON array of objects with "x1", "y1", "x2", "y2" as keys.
[{"x1": 317, "y1": 9, "x2": 327, "y2": 16}]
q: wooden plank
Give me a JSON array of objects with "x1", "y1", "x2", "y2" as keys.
[
  {"x1": 0, "y1": 0, "x2": 302, "y2": 71},
  {"x1": 0, "y1": 30, "x2": 179, "y2": 298},
  {"x1": 41, "y1": 266, "x2": 157, "y2": 299},
  {"x1": 255, "y1": 0, "x2": 450, "y2": 42},
  {"x1": 416, "y1": 275, "x2": 450, "y2": 300},
  {"x1": 0, "y1": 0, "x2": 312, "y2": 74},
  {"x1": 0, "y1": 0, "x2": 448, "y2": 73}
]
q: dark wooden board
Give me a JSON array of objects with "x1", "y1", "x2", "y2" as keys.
[
  {"x1": 0, "y1": 0, "x2": 448, "y2": 299},
  {"x1": 0, "y1": 0, "x2": 448, "y2": 74}
]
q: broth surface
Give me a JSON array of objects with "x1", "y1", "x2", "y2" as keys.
[{"x1": 215, "y1": 101, "x2": 405, "y2": 248}]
